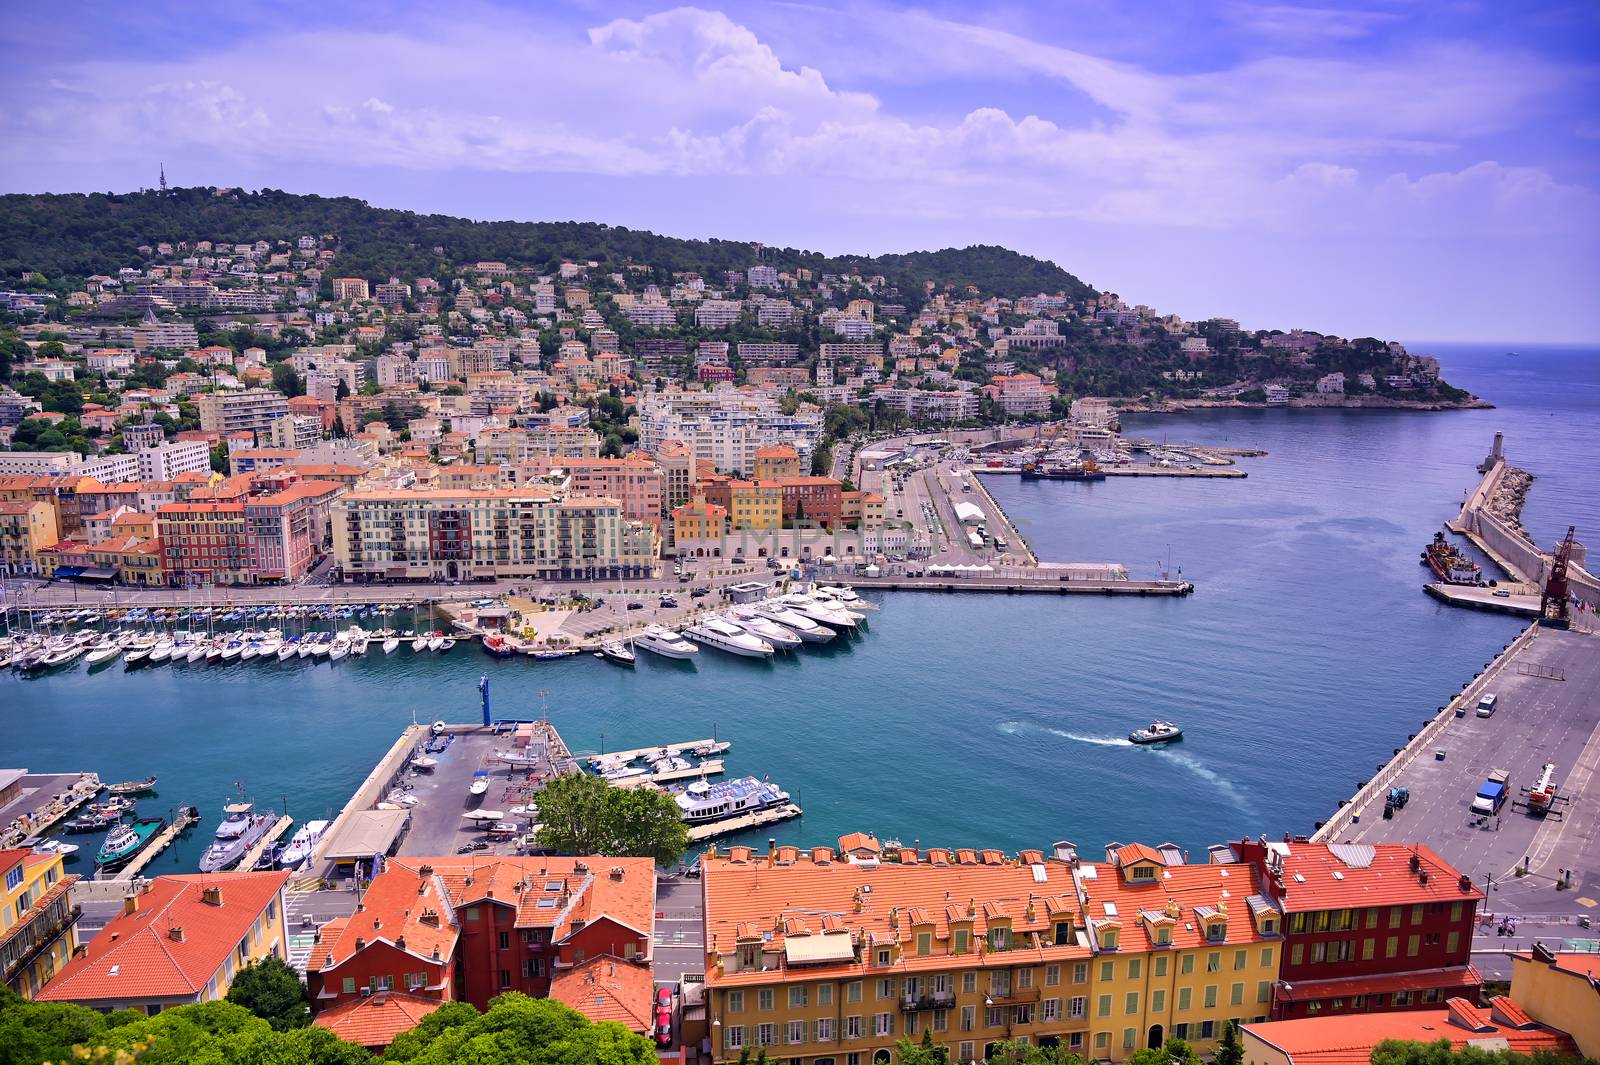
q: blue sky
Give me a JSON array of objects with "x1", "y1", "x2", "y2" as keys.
[{"x1": 2, "y1": 1, "x2": 1597, "y2": 342}]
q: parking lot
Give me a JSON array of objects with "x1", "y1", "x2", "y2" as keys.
[{"x1": 395, "y1": 728, "x2": 557, "y2": 858}]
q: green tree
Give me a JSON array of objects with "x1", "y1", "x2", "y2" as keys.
[
  {"x1": 209, "y1": 442, "x2": 229, "y2": 474},
  {"x1": 271, "y1": 362, "x2": 303, "y2": 398},
  {"x1": 897, "y1": 1029, "x2": 950, "y2": 1065},
  {"x1": 384, "y1": 993, "x2": 656, "y2": 1065},
  {"x1": 1214, "y1": 1020, "x2": 1244, "y2": 1065},
  {"x1": 225, "y1": 956, "x2": 309, "y2": 1030},
  {"x1": 533, "y1": 773, "x2": 689, "y2": 865}
]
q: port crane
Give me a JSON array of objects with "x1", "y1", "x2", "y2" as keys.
[{"x1": 1538, "y1": 526, "x2": 1578, "y2": 629}]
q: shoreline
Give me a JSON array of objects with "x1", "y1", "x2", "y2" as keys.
[{"x1": 1119, "y1": 395, "x2": 1493, "y2": 415}]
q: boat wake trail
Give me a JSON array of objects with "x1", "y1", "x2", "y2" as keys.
[
  {"x1": 1042, "y1": 727, "x2": 1130, "y2": 748},
  {"x1": 1157, "y1": 750, "x2": 1252, "y2": 812},
  {"x1": 997, "y1": 720, "x2": 1252, "y2": 811}
]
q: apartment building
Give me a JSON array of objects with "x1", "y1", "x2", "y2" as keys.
[
  {"x1": 0, "y1": 846, "x2": 77, "y2": 998},
  {"x1": 986, "y1": 374, "x2": 1057, "y2": 418},
  {"x1": 670, "y1": 496, "x2": 727, "y2": 555},
  {"x1": 157, "y1": 500, "x2": 251, "y2": 586},
  {"x1": 753, "y1": 445, "x2": 803, "y2": 480},
  {"x1": 0, "y1": 500, "x2": 59, "y2": 575},
  {"x1": 748, "y1": 367, "x2": 811, "y2": 390},
  {"x1": 307, "y1": 856, "x2": 656, "y2": 1046},
  {"x1": 737, "y1": 342, "x2": 802, "y2": 365},
  {"x1": 196, "y1": 388, "x2": 290, "y2": 437},
  {"x1": 36, "y1": 872, "x2": 290, "y2": 1014},
  {"x1": 245, "y1": 479, "x2": 344, "y2": 581},
  {"x1": 1222, "y1": 838, "x2": 1483, "y2": 1019},
  {"x1": 333, "y1": 277, "x2": 370, "y2": 301},
  {"x1": 728, "y1": 481, "x2": 783, "y2": 531},
  {"x1": 331, "y1": 488, "x2": 657, "y2": 582},
  {"x1": 637, "y1": 389, "x2": 823, "y2": 476},
  {"x1": 870, "y1": 388, "x2": 978, "y2": 422},
  {"x1": 702, "y1": 838, "x2": 1096, "y2": 1065},
  {"x1": 475, "y1": 426, "x2": 602, "y2": 463},
  {"x1": 777, "y1": 477, "x2": 843, "y2": 527},
  {"x1": 654, "y1": 439, "x2": 698, "y2": 517},
  {"x1": 563, "y1": 453, "x2": 663, "y2": 526},
  {"x1": 697, "y1": 300, "x2": 744, "y2": 328},
  {"x1": 135, "y1": 439, "x2": 212, "y2": 481}
]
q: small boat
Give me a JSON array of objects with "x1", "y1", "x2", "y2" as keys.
[
  {"x1": 28, "y1": 838, "x2": 79, "y2": 859},
  {"x1": 469, "y1": 770, "x2": 490, "y2": 797},
  {"x1": 411, "y1": 632, "x2": 429, "y2": 652},
  {"x1": 482, "y1": 634, "x2": 518, "y2": 658},
  {"x1": 147, "y1": 637, "x2": 176, "y2": 664},
  {"x1": 106, "y1": 775, "x2": 158, "y2": 796},
  {"x1": 279, "y1": 819, "x2": 330, "y2": 869},
  {"x1": 218, "y1": 638, "x2": 247, "y2": 662},
  {"x1": 437, "y1": 637, "x2": 456, "y2": 653},
  {"x1": 427, "y1": 633, "x2": 445, "y2": 652},
  {"x1": 96, "y1": 817, "x2": 165, "y2": 868},
  {"x1": 85, "y1": 635, "x2": 127, "y2": 665},
  {"x1": 602, "y1": 765, "x2": 649, "y2": 781},
  {"x1": 277, "y1": 637, "x2": 300, "y2": 661},
  {"x1": 327, "y1": 636, "x2": 351, "y2": 661},
  {"x1": 122, "y1": 635, "x2": 158, "y2": 665},
  {"x1": 412, "y1": 756, "x2": 438, "y2": 771},
  {"x1": 382, "y1": 635, "x2": 401, "y2": 654},
  {"x1": 530, "y1": 647, "x2": 580, "y2": 660},
  {"x1": 187, "y1": 639, "x2": 210, "y2": 663},
  {"x1": 598, "y1": 640, "x2": 636, "y2": 666},
  {"x1": 64, "y1": 811, "x2": 120, "y2": 833},
  {"x1": 1128, "y1": 720, "x2": 1183, "y2": 745}
]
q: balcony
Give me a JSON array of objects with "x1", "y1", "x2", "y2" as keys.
[
  {"x1": 899, "y1": 991, "x2": 956, "y2": 1012},
  {"x1": 984, "y1": 987, "x2": 1041, "y2": 1007},
  {"x1": 0, "y1": 896, "x2": 81, "y2": 987}
]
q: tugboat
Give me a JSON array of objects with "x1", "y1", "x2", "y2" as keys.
[
  {"x1": 95, "y1": 816, "x2": 166, "y2": 869},
  {"x1": 1422, "y1": 530, "x2": 1481, "y2": 585},
  {"x1": 481, "y1": 634, "x2": 518, "y2": 658},
  {"x1": 1128, "y1": 720, "x2": 1183, "y2": 745}
]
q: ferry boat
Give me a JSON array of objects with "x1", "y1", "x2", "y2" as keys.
[
  {"x1": 1128, "y1": 720, "x2": 1183, "y2": 745},
  {"x1": 280, "y1": 819, "x2": 330, "y2": 869},
  {"x1": 199, "y1": 802, "x2": 276, "y2": 873},
  {"x1": 634, "y1": 627, "x2": 699, "y2": 660},
  {"x1": 673, "y1": 776, "x2": 790, "y2": 824},
  {"x1": 96, "y1": 817, "x2": 165, "y2": 869},
  {"x1": 685, "y1": 618, "x2": 774, "y2": 658},
  {"x1": 1020, "y1": 458, "x2": 1106, "y2": 482},
  {"x1": 1422, "y1": 530, "x2": 1481, "y2": 585}
]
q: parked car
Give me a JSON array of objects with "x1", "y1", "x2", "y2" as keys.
[
  {"x1": 627, "y1": 601, "x2": 644, "y2": 611},
  {"x1": 655, "y1": 987, "x2": 673, "y2": 1046},
  {"x1": 691, "y1": 588, "x2": 709, "y2": 598}
]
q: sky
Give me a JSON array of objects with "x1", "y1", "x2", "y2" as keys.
[{"x1": 2, "y1": 1, "x2": 1597, "y2": 343}]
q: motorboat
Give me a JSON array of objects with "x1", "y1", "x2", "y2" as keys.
[
  {"x1": 351, "y1": 630, "x2": 371, "y2": 656},
  {"x1": 204, "y1": 638, "x2": 225, "y2": 662},
  {"x1": 96, "y1": 817, "x2": 166, "y2": 868},
  {"x1": 652, "y1": 755, "x2": 693, "y2": 774},
  {"x1": 169, "y1": 634, "x2": 197, "y2": 661},
  {"x1": 106, "y1": 775, "x2": 158, "y2": 796},
  {"x1": 39, "y1": 642, "x2": 88, "y2": 669},
  {"x1": 482, "y1": 634, "x2": 518, "y2": 658},
  {"x1": 751, "y1": 603, "x2": 834, "y2": 642},
  {"x1": 602, "y1": 765, "x2": 649, "y2": 781},
  {"x1": 469, "y1": 770, "x2": 490, "y2": 797},
  {"x1": 727, "y1": 609, "x2": 802, "y2": 651},
  {"x1": 85, "y1": 635, "x2": 128, "y2": 665},
  {"x1": 412, "y1": 756, "x2": 438, "y2": 771},
  {"x1": 437, "y1": 637, "x2": 456, "y2": 653},
  {"x1": 279, "y1": 819, "x2": 330, "y2": 869},
  {"x1": 1128, "y1": 720, "x2": 1183, "y2": 745},
  {"x1": 530, "y1": 647, "x2": 579, "y2": 660},
  {"x1": 28, "y1": 838, "x2": 79, "y2": 859},
  {"x1": 685, "y1": 617, "x2": 774, "y2": 658},
  {"x1": 308, "y1": 632, "x2": 332, "y2": 658},
  {"x1": 199, "y1": 803, "x2": 275, "y2": 873},
  {"x1": 633, "y1": 627, "x2": 699, "y2": 660},
  {"x1": 187, "y1": 638, "x2": 211, "y2": 663},
  {"x1": 597, "y1": 640, "x2": 636, "y2": 666},
  {"x1": 815, "y1": 584, "x2": 878, "y2": 611},
  {"x1": 782, "y1": 593, "x2": 858, "y2": 630},
  {"x1": 277, "y1": 636, "x2": 300, "y2": 661},
  {"x1": 147, "y1": 637, "x2": 176, "y2": 664},
  {"x1": 122, "y1": 634, "x2": 158, "y2": 665},
  {"x1": 382, "y1": 634, "x2": 401, "y2": 654},
  {"x1": 327, "y1": 635, "x2": 351, "y2": 661},
  {"x1": 298, "y1": 634, "x2": 319, "y2": 658},
  {"x1": 219, "y1": 637, "x2": 246, "y2": 662},
  {"x1": 256, "y1": 635, "x2": 283, "y2": 659},
  {"x1": 672, "y1": 776, "x2": 790, "y2": 824}
]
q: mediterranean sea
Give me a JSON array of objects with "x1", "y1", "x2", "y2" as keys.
[{"x1": 3, "y1": 342, "x2": 1595, "y2": 871}]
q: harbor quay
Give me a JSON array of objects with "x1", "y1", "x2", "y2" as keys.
[{"x1": 1312, "y1": 623, "x2": 1600, "y2": 970}]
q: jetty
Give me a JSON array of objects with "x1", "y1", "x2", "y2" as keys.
[
  {"x1": 237, "y1": 815, "x2": 294, "y2": 872},
  {"x1": 587, "y1": 739, "x2": 730, "y2": 764},
  {"x1": 110, "y1": 805, "x2": 201, "y2": 881},
  {"x1": 687, "y1": 802, "x2": 802, "y2": 842},
  {"x1": 0, "y1": 771, "x2": 102, "y2": 849},
  {"x1": 613, "y1": 759, "x2": 726, "y2": 788}
]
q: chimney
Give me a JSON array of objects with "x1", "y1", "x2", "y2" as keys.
[
  {"x1": 201, "y1": 885, "x2": 223, "y2": 906},
  {"x1": 123, "y1": 893, "x2": 140, "y2": 916},
  {"x1": 418, "y1": 864, "x2": 434, "y2": 877},
  {"x1": 395, "y1": 936, "x2": 406, "y2": 951},
  {"x1": 168, "y1": 925, "x2": 185, "y2": 942},
  {"x1": 420, "y1": 908, "x2": 440, "y2": 926},
  {"x1": 355, "y1": 937, "x2": 366, "y2": 951},
  {"x1": 1409, "y1": 853, "x2": 1421, "y2": 873}
]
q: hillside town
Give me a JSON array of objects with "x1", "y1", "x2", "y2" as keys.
[{"x1": 0, "y1": 224, "x2": 1463, "y2": 589}]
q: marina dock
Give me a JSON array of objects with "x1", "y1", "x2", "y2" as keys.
[
  {"x1": 237, "y1": 815, "x2": 294, "y2": 873},
  {"x1": 1424, "y1": 583, "x2": 1542, "y2": 618},
  {"x1": 588, "y1": 739, "x2": 730, "y2": 763},
  {"x1": 110, "y1": 805, "x2": 201, "y2": 881},
  {"x1": 613, "y1": 759, "x2": 726, "y2": 788},
  {"x1": 686, "y1": 802, "x2": 802, "y2": 842},
  {"x1": 0, "y1": 771, "x2": 102, "y2": 849}
]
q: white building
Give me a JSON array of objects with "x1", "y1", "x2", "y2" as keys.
[
  {"x1": 1316, "y1": 372, "x2": 1345, "y2": 394},
  {"x1": 636, "y1": 388, "x2": 823, "y2": 476},
  {"x1": 695, "y1": 300, "x2": 744, "y2": 328}
]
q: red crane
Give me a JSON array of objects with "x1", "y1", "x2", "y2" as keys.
[{"x1": 1539, "y1": 526, "x2": 1577, "y2": 629}]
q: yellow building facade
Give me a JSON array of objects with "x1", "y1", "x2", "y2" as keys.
[
  {"x1": 729, "y1": 481, "x2": 782, "y2": 531},
  {"x1": 0, "y1": 848, "x2": 78, "y2": 998},
  {"x1": 0, "y1": 500, "x2": 60, "y2": 575}
]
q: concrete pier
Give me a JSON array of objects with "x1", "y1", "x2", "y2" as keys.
[
  {"x1": 587, "y1": 739, "x2": 730, "y2": 763},
  {"x1": 686, "y1": 803, "x2": 802, "y2": 842},
  {"x1": 111, "y1": 805, "x2": 200, "y2": 881}
]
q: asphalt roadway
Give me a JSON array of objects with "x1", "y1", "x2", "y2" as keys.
[{"x1": 1344, "y1": 627, "x2": 1600, "y2": 922}]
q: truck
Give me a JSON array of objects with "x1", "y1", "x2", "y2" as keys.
[
  {"x1": 1471, "y1": 769, "x2": 1511, "y2": 816},
  {"x1": 1527, "y1": 762, "x2": 1560, "y2": 815},
  {"x1": 1476, "y1": 692, "x2": 1499, "y2": 717}
]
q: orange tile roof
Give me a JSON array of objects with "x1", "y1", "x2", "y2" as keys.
[
  {"x1": 837, "y1": 832, "x2": 879, "y2": 854},
  {"x1": 1545, "y1": 951, "x2": 1600, "y2": 979},
  {"x1": 388, "y1": 856, "x2": 655, "y2": 939},
  {"x1": 703, "y1": 847, "x2": 1091, "y2": 988},
  {"x1": 1243, "y1": 997, "x2": 1575, "y2": 1065},
  {"x1": 549, "y1": 955, "x2": 655, "y2": 1033},
  {"x1": 1270, "y1": 842, "x2": 1483, "y2": 911},
  {"x1": 35, "y1": 872, "x2": 289, "y2": 1004},
  {"x1": 309, "y1": 864, "x2": 459, "y2": 976},
  {"x1": 313, "y1": 991, "x2": 442, "y2": 1048}
]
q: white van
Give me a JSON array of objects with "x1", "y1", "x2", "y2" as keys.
[{"x1": 1476, "y1": 692, "x2": 1499, "y2": 718}]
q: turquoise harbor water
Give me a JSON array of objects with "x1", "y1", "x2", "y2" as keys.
[{"x1": 3, "y1": 342, "x2": 1596, "y2": 872}]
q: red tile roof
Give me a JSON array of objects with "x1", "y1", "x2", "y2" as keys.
[
  {"x1": 549, "y1": 954, "x2": 655, "y2": 1033},
  {"x1": 312, "y1": 991, "x2": 442, "y2": 1048},
  {"x1": 308, "y1": 864, "x2": 459, "y2": 977},
  {"x1": 1259, "y1": 842, "x2": 1483, "y2": 912},
  {"x1": 1243, "y1": 997, "x2": 1576, "y2": 1065},
  {"x1": 388, "y1": 856, "x2": 654, "y2": 940},
  {"x1": 35, "y1": 872, "x2": 289, "y2": 1004},
  {"x1": 1275, "y1": 964, "x2": 1482, "y2": 1003}
]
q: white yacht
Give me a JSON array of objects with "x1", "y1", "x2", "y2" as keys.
[
  {"x1": 727, "y1": 609, "x2": 802, "y2": 651},
  {"x1": 781, "y1": 593, "x2": 858, "y2": 630},
  {"x1": 327, "y1": 635, "x2": 351, "y2": 662},
  {"x1": 751, "y1": 603, "x2": 834, "y2": 642},
  {"x1": 411, "y1": 632, "x2": 430, "y2": 652},
  {"x1": 633, "y1": 626, "x2": 699, "y2": 660},
  {"x1": 673, "y1": 776, "x2": 790, "y2": 824},
  {"x1": 426, "y1": 633, "x2": 445, "y2": 652},
  {"x1": 685, "y1": 617, "x2": 775, "y2": 658},
  {"x1": 85, "y1": 634, "x2": 128, "y2": 665},
  {"x1": 148, "y1": 637, "x2": 176, "y2": 664},
  {"x1": 279, "y1": 819, "x2": 330, "y2": 869},
  {"x1": 815, "y1": 583, "x2": 878, "y2": 610},
  {"x1": 122, "y1": 634, "x2": 158, "y2": 664}
]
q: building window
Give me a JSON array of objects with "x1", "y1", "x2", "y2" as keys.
[
  {"x1": 1151, "y1": 989, "x2": 1166, "y2": 1014},
  {"x1": 1200, "y1": 1020, "x2": 1215, "y2": 1040},
  {"x1": 1123, "y1": 1028, "x2": 1136, "y2": 1050},
  {"x1": 1042, "y1": 999, "x2": 1059, "y2": 1022},
  {"x1": 817, "y1": 1018, "x2": 834, "y2": 1042},
  {"x1": 1124, "y1": 992, "x2": 1139, "y2": 1016},
  {"x1": 1072, "y1": 962, "x2": 1088, "y2": 984},
  {"x1": 1204, "y1": 986, "x2": 1218, "y2": 1009},
  {"x1": 878, "y1": 979, "x2": 894, "y2": 1000},
  {"x1": 1045, "y1": 965, "x2": 1060, "y2": 987},
  {"x1": 1393, "y1": 992, "x2": 1411, "y2": 1006},
  {"x1": 729, "y1": 991, "x2": 745, "y2": 1013},
  {"x1": 849, "y1": 982, "x2": 862, "y2": 1004},
  {"x1": 1446, "y1": 931, "x2": 1460, "y2": 954},
  {"x1": 847, "y1": 1016, "x2": 862, "y2": 1039},
  {"x1": 788, "y1": 1021, "x2": 805, "y2": 1044},
  {"x1": 1099, "y1": 960, "x2": 1114, "y2": 983},
  {"x1": 1181, "y1": 955, "x2": 1195, "y2": 975},
  {"x1": 1068, "y1": 997, "x2": 1086, "y2": 1019},
  {"x1": 985, "y1": 1008, "x2": 1003, "y2": 1028},
  {"x1": 498, "y1": 932, "x2": 510, "y2": 950},
  {"x1": 1097, "y1": 995, "x2": 1112, "y2": 1018},
  {"x1": 1258, "y1": 981, "x2": 1272, "y2": 1004},
  {"x1": 873, "y1": 1014, "x2": 893, "y2": 1037},
  {"x1": 760, "y1": 990, "x2": 775, "y2": 1011},
  {"x1": 791, "y1": 987, "x2": 809, "y2": 1008},
  {"x1": 1407, "y1": 935, "x2": 1420, "y2": 957},
  {"x1": 726, "y1": 1028, "x2": 747, "y2": 1051},
  {"x1": 342, "y1": 977, "x2": 356, "y2": 995},
  {"x1": 961, "y1": 1006, "x2": 974, "y2": 1032},
  {"x1": 1017, "y1": 967, "x2": 1033, "y2": 989},
  {"x1": 1178, "y1": 988, "x2": 1192, "y2": 1011},
  {"x1": 1174, "y1": 1024, "x2": 1189, "y2": 1041},
  {"x1": 499, "y1": 969, "x2": 511, "y2": 989},
  {"x1": 820, "y1": 985, "x2": 834, "y2": 1006},
  {"x1": 962, "y1": 973, "x2": 976, "y2": 995}
]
